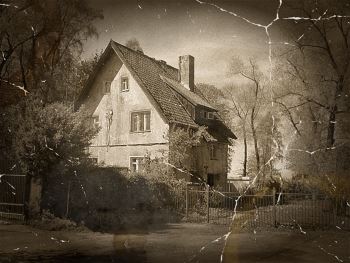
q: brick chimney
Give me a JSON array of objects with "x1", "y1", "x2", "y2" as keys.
[{"x1": 179, "y1": 55, "x2": 194, "y2": 92}]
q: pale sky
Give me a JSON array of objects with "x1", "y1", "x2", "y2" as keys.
[{"x1": 83, "y1": 0, "x2": 287, "y2": 88}]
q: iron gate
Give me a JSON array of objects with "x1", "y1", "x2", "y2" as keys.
[
  {"x1": 175, "y1": 185, "x2": 350, "y2": 230},
  {"x1": 0, "y1": 174, "x2": 27, "y2": 220}
]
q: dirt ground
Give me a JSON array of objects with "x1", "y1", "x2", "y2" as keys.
[
  {"x1": 223, "y1": 227, "x2": 350, "y2": 263},
  {"x1": 1, "y1": 221, "x2": 350, "y2": 263},
  {"x1": 0, "y1": 222, "x2": 229, "y2": 263}
]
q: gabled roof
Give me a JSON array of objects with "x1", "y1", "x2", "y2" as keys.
[
  {"x1": 111, "y1": 41, "x2": 197, "y2": 127},
  {"x1": 77, "y1": 40, "x2": 236, "y2": 140}
]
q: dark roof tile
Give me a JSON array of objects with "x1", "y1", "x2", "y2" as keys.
[{"x1": 160, "y1": 75, "x2": 216, "y2": 110}]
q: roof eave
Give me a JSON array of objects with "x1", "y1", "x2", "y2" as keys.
[{"x1": 75, "y1": 41, "x2": 115, "y2": 110}]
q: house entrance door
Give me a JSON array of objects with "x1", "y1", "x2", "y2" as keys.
[{"x1": 207, "y1": 174, "x2": 215, "y2": 187}]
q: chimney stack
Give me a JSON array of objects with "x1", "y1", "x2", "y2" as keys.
[{"x1": 179, "y1": 55, "x2": 194, "y2": 92}]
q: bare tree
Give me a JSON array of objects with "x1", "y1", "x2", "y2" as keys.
[
  {"x1": 228, "y1": 57, "x2": 265, "y2": 173},
  {"x1": 224, "y1": 85, "x2": 249, "y2": 177},
  {"x1": 279, "y1": 1, "x2": 350, "y2": 148}
]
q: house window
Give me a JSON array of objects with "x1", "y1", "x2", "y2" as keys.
[
  {"x1": 121, "y1": 77, "x2": 129, "y2": 92},
  {"x1": 130, "y1": 157, "x2": 147, "y2": 172},
  {"x1": 131, "y1": 111, "x2": 151, "y2": 132},
  {"x1": 189, "y1": 128, "x2": 195, "y2": 137},
  {"x1": 201, "y1": 110, "x2": 215, "y2": 119},
  {"x1": 92, "y1": 115, "x2": 99, "y2": 128},
  {"x1": 104, "y1": 81, "x2": 111, "y2": 94},
  {"x1": 89, "y1": 157, "x2": 98, "y2": 164},
  {"x1": 210, "y1": 144, "x2": 218, "y2": 160}
]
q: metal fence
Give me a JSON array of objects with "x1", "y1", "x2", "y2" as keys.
[
  {"x1": 0, "y1": 174, "x2": 27, "y2": 220},
  {"x1": 175, "y1": 184, "x2": 350, "y2": 230}
]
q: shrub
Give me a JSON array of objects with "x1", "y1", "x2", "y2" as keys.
[
  {"x1": 42, "y1": 164, "x2": 185, "y2": 231},
  {"x1": 0, "y1": 93, "x2": 99, "y2": 176}
]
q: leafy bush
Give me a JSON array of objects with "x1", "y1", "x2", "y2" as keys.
[
  {"x1": 0, "y1": 93, "x2": 99, "y2": 176},
  {"x1": 30, "y1": 210, "x2": 87, "y2": 231},
  {"x1": 42, "y1": 164, "x2": 186, "y2": 232}
]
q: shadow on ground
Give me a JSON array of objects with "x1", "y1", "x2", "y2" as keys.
[{"x1": 0, "y1": 223, "x2": 229, "y2": 263}]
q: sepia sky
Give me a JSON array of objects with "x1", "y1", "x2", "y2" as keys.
[{"x1": 84, "y1": 0, "x2": 287, "y2": 88}]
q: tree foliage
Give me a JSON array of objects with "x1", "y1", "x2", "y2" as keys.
[
  {"x1": 0, "y1": 1, "x2": 102, "y2": 179},
  {"x1": 168, "y1": 126, "x2": 203, "y2": 171},
  {"x1": 0, "y1": 93, "x2": 99, "y2": 177},
  {"x1": 0, "y1": 0, "x2": 103, "y2": 103},
  {"x1": 125, "y1": 38, "x2": 144, "y2": 53}
]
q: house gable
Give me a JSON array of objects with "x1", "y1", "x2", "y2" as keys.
[{"x1": 83, "y1": 54, "x2": 169, "y2": 147}]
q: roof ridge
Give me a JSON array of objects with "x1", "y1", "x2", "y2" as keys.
[{"x1": 111, "y1": 40, "x2": 178, "y2": 72}]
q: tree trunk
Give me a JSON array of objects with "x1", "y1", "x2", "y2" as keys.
[
  {"x1": 327, "y1": 107, "x2": 336, "y2": 147},
  {"x1": 242, "y1": 122, "x2": 247, "y2": 177},
  {"x1": 250, "y1": 109, "x2": 260, "y2": 172},
  {"x1": 327, "y1": 76, "x2": 343, "y2": 147}
]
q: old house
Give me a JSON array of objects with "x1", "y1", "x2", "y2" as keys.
[{"x1": 77, "y1": 40, "x2": 236, "y2": 186}]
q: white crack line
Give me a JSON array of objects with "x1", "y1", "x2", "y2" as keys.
[
  {"x1": 0, "y1": 79, "x2": 29, "y2": 95},
  {"x1": 318, "y1": 245, "x2": 344, "y2": 263},
  {"x1": 193, "y1": 1, "x2": 348, "y2": 261}
]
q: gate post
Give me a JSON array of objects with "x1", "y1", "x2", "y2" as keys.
[
  {"x1": 28, "y1": 176, "x2": 43, "y2": 218},
  {"x1": 65, "y1": 180, "x2": 71, "y2": 218},
  {"x1": 272, "y1": 188, "x2": 277, "y2": 227},
  {"x1": 206, "y1": 184, "x2": 210, "y2": 223},
  {"x1": 185, "y1": 183, "x2": 188, "y2": 219}
]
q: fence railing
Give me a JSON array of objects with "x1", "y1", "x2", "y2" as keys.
[
  {"x1": 174, "y1": 185, "x2": 350, "y2": 229},
  {"x1": 0, "y1": 174, "x2": 27, "y2": 220}
]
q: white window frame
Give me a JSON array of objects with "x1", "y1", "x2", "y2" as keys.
[
  {"x1": 203, "y1": 111, "x2": 208, "y2": 119},
  {"x1": 130, "y1": 111, "x2": 151, "y2": 132},
  {"x1": 210, "y1": 144, "x2": 218, "y2": 160},
  {"x1": 121, "y1": 76, "x2": 129, "y2": 92},
  {"x1": 88, "y1": 157, "x2": 98, "y2": 164},
  {"x1": 92, "y1": 115, "x2": 100, "y2": 128},
  {"x1": 130, "y1": 156, "x2": 147, "y2": 172},
  {"x1": 104, "y1": 81, "x2": 111, "y2": 94},
  {"x1": 207, "y1": 112, "x2": 215, "y2": 119}
]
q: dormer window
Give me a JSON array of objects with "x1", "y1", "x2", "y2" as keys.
[
  {"x1": 201, "y1": 110, "x2": 216, "y2": 120},
  {"x1": 208, "y1": 112, "x2": 214, "y2": 119},
  {"x1": 104, "y1": 81, "x2": 111, "y2": 94},
  {"x1": 121, "y1": 77, "x2": 129, "y2": 92}
]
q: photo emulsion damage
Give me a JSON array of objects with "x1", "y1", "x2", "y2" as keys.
[{"x1": 0, "y1": 0, "x2": 349, "y2": 262}]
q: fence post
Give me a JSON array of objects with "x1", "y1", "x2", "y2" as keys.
[
  {"x1": 272, "y1": 187, "x2": 277, "y2": 227},
  {"x1": 65, "y1": 180, "x2": 71, "y2": 218},
  {"x1": 185, "y1": 183, "x2": 188, "y2": 219},
  {"x1": 206, "y1": 184, "x2": 210, "y2": 223}
]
